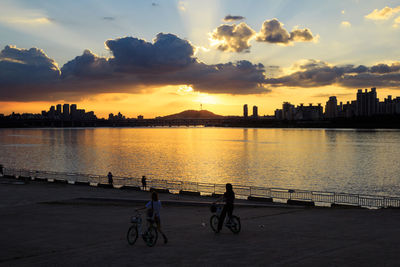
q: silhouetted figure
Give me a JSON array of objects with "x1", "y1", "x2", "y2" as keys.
[
  {"x1": 146, "y1": 191, "x2": 168, "y2": 244},
  {"x1": 0, "y1": 164, "x2": 3, "y2": 176},
  {"x1": 142, "y1": 175, "x2": 147, "y2": 190},
  {"x1": 217, "y1": 183, "x2": 235, "y2": 233},
  {"x1": 108, "y1": 172, "x2": 113, "y2": 185}
]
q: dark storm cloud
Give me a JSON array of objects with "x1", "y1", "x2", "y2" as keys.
[
  {"x1": 340, "y1": 73, "x2": 400, "y2": 88},
  {"x1": 223, "y1": 15, "x2": 245, "y2": 22},
  {"x1": 256, "y1": 19, "x2": 316, "y2": 44},
  {"x1": 105, "y1": 33, "x2": 196, "y2": 71},
  {"x1": 210, "y1": 23, "x2": 256, "y2": 52},
  {"x1": 0, "y1": 33, "x2": 270, "y2": 101},
  {"x1": 165, "y1": 60, "x2": 268, "y2": 94},
  {"x1": 61, "y1": 50, "x2": 111, "y2": 78},
  {"x1": 370, "y1": 63, "x2": 400, "y2": 73},
  {"x1": 265, "y1": 59, "x2": 400, "y2": 89},
  {"x1": 0, "y1": 45, "x2": 60, "y2": 100},
  {"x1": 63, "y1": 33, "x2": 268, "y2": 95}
]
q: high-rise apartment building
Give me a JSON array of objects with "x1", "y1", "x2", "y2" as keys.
[
  {"x1": 325, "y1": 96, "x2": 338, "y2": 119},
  {"x1": 63, "y1": 104, "x2": 70, "y2": 120},
  {"x1": 70, "y1": 104, "x2": 77, "y2": 119},
  {"x1": 252, "y1": 105, "x2": 258, "y2": 118},
  {"x1": 243, "y1": 104, "x2": 248, "y2": 118},
  {"x1": 282, "y1": 102, "x2": 295, "y2": 120},
  {"x1": 356, "y1": 88, "x2": 378, "y2": 116},
  {"x1": 56, "y1": 104, "x2": 62, "y2": 116}
]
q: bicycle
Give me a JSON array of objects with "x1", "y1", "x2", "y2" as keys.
[
  {"x1": 127, "y1": 209, "x2": 158, "y2": 247},
  {"x1": 209, "y1": 203, "x2": 241, "y2": 234}
]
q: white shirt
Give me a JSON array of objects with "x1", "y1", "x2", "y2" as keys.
[{"x1": 145, "y1": 200, "x2": 162, "y2": 218}]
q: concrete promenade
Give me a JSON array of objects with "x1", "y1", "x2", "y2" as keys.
[{"x1": 1, "y1": 177, "x2": 400, "y2": 266}]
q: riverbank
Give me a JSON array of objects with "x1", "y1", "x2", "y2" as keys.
[{"x1": 1, "y1": 177, "x2": 400, "y2": 266}]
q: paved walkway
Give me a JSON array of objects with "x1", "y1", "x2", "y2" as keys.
[{"x1": 1, "y1": 178, "x2": 400, "y2": 266}]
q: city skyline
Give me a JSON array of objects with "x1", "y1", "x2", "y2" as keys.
[
  {"x1": 1, "y1": 1, "x2": 400, "y2": 117},
  {"x1": 3, "y1": 87, "x2": 400, "y2": 121}
]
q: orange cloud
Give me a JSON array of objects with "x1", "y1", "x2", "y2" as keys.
[{"x1": 365, "y1": 6, "x2": 400, "y2": 20}]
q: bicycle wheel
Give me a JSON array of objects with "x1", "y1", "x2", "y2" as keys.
[
  {"x1": 229, "y1": 216, "x2": 241, "y2": 234},
  {"x1": 127, "y1": 225, "x2": 138, "y2": 245},
  {"x1": 143, "y1": 226, "x2": 158, "y2": 247},
  {"x1": 210, "y1": 215, "x2": 219, "y2": 233}
]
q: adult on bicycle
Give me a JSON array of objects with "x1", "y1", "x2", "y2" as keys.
[
  {"x1": 216, "y1": 183, "x2": 235, "y2": 233},
  {"x1": 146, "y1": 191, "x2": 168, "y2": 244}
]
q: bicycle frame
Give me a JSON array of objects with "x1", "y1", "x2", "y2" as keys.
[
  {"x1": 131, "y1": 211, "x2": 155, "y2": 235},
  {"x1": 210, "y1": 204, "x2": 241, "y2": 234},
  {"x1": 213, "y1": 204, "x2": 232, "y2": 223}
]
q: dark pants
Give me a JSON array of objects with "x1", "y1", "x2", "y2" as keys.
[{"x1": 217, "y1": 204, "x2": 233, "y2": 231}]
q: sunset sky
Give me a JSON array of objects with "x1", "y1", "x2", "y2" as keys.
[{"x1": 1, "y1": 0, "x2": 400, "y2": 118}]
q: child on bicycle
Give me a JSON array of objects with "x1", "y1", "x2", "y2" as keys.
[
  {"x1": 146, "y1": 191, "x2": 168, "y2": 244},
  {"x1": 216, "y1": 183, "x2": 235, "y2": 233}
]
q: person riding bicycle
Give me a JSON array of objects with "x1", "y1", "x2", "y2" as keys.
[
  {"x1": 146, "y1": 191, "x2": 168, "y2": 244},
  {"x1": 216, "y1": 183, "x2": 235, "y2": 233}
]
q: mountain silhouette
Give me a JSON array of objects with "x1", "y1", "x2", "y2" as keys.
[{"x1": 161, "y1": 110, "x2": 224, "y2": 119}]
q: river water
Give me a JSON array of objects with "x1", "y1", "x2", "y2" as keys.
[{"x1": 1, "y1": 127, "x2": 400, "y2": 196}]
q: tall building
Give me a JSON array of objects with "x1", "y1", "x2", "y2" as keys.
[
  {"x1": 274, "y1": 109, "x2": 283, "y2": 120},
  {"x1": 70, "y1": 104, "x2": 77, "y2": 120},
  {"x1": 252, "y1": 106, "x2": 258, "y2": 118},
  {"x1": 325, "y1": 96, "x2": 338, "y2": 119},
  {"x1": 282, "y1": 102, "x2": 295, "y2": 120},
  {"x1": 243, "y1": 104, "x2": 248, "y2": 118},
  {"x1": 356, "y1": 88, "x2": 378, "y2": 117},
  {"x1": 63, "y1": 104, "x2": 70, "y2": 120},
  {"x1": 48, "y1": 106, "x2": 55, "y2": 119},
  {"x1": 56, "y1": 104, "x2": 62, "y2": 116}
]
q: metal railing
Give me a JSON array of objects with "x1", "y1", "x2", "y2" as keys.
[{"x1": 2, "y1": 167, "x2": 400, "y2": 209}]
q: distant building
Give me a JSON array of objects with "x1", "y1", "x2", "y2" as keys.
[
  {"x1": 243, "y1": 104, "x2": 248, "y2": 118},
  {"x1": 342, "y1": 101, "x2": 356, "y2": 118},
  {"x1": 356, "y1": 88, "x2": 378, "y2": 117},
  {"x1": 282, "y1": 102, "x2": 295, "y2": 120},
  {"x1": 325, "y1": 96, "x2": 338, "y2": 119},
  {"x1": 295, "y1": 103, "x2": 323, "y2": 120},
  {"x1": 70, "y1": 104, "x2": 77, "y2": 120},
  {"x1": 86, "y1": 111, "x2": 96, "y2": 120},
  {"x1": 108, "y1": 112, "x2": 125, "y2": 120},
  {"x1": 63, "y1": 104, "x2": 70, "y2": 120},
  {"x1": 274, "y1": 109, "x2": 283, "y2": 120},
  {"x1": 138, "y1": 115, "x2": 144, "y2": 120},
  {"x1": 252, "y1": 106, "x2": 258, "y2": 118},
  {"x1": 76, "y1": 109, "x2": 85, "y2": 119},
  {"x1": 275, "y1": 102, "x2": 323, "y2": 121},
  {"x1": 56, "y1": 104, "x2": 62, "y2": 116},
  {"x1": 48, "y1": 106, "x2": 55, "y2": 119}
]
